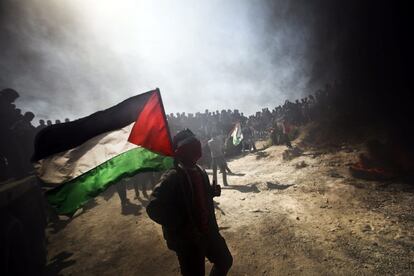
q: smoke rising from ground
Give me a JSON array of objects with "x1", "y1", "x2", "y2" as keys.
[{"x1": 1, "y1": 0, "x2": 328, "y2": 121}]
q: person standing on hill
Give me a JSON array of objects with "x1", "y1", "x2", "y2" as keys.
[
  {"x1": 208, "y1": 133, "x2": 229, "y2": 186},
  {"x1": 147, "y1": 129, "x2": 233, "y2": 276}
]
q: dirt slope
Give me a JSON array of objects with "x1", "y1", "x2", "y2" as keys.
[{"x1": 46, "y1": 142, "x2": 414, "y2": 275}]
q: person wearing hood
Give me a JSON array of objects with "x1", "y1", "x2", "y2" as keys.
[{"x1": 146, "y1": 129, "x2": 233, "y2": 276}]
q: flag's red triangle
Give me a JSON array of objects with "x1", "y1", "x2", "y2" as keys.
[{"x1": 128, "y1": 90, "x2": 173, "y2": 156}]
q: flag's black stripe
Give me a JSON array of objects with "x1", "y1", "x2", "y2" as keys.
[{"x1": 32, "y1": 90, "x2": 154, "y2": 161}]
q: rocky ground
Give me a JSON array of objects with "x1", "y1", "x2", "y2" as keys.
[{"x1": 46, "y1": 137, "x2": 414, "y2": 275}]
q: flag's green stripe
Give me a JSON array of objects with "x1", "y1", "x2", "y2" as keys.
[
  {"x1": 233, "y1": 135, "x2": 242, "y2": 146},
  {"x1": 232, "y1": 129, "x2": 242, "y2": 145},
  {"x1": 46, "y1": 147, "x2": 173, "y2": 215}
]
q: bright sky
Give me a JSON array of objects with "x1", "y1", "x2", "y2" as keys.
[{"x1": 9, "y1": 0, "x2": 313, "y2": 120}]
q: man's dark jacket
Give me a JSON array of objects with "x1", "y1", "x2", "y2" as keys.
[{"x1": 146, "y1": 164, "x2": 220, "y2": 250}]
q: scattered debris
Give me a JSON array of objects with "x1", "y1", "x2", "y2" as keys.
[
  {"x1": 295, "y1": 161, "x2": 308, "y2": 169},
  {"x1": 255, "y1": 151, "x2": 269, "y2": 160},
  {"x1": 250, "y1": 209, "x2": 270, "y2": 213},
  {"x1": 282, "y1": 146, "x2": 303, "y2": 161},
  {"x1": 46, "y1": 127, "x2": 414, "y2": 275},
  {"x1": 362, "y1": 224, "x2": 373, "y2": 232},
  {"x1": 394, "y1": 234, "x2": 403, "y2": 240},
  {"x1": 349, "y1": 163, "x2": 395, "y2": 181},
  {"x1": 348, "y1": 139, "x2": 407, "y2": 181},
  {"x1": 265, "y1": 182, "x2": 294, "y2": 190},
  {"x1": 328, "y1": 170, "x2": 344, "y2": 178}
]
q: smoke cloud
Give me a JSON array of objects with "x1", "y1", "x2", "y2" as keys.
[
  {"x1": 3, "y1": 0, "x2": 410, "y2": 125},
  {"x1": 1, "y1": 0, "x2": 329, "y2": 121}
]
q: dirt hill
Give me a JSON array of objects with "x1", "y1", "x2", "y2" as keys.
[{"x1": 46, "y1": 138, "x2": 414, "y2": 275}]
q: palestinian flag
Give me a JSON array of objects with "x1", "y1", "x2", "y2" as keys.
[
  {"x1": 231, "y1": 123, "x2": 243, "y2": 146},
  {"x1": 32, "y1": 89, "x2": 174, "y2": 215}
]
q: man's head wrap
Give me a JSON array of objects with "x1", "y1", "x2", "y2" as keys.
[{"x1": 172, "y1": 129, "x2": 201, "y2": 165}]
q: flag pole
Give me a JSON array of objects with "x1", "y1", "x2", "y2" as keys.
[{"x1": 155, "y1": 88, "x2": 174, "y2": 156}]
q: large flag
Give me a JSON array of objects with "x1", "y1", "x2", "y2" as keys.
[
  {"x1": 231, "y1": 123, "x2": 243, "y2": 146},
  {"x1": 32, "y1": 89, "x2": 174, "y2": 215}
]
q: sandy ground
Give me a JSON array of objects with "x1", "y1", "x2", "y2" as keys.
[{"x1": 46, "y1": 141, "x2": 414, "y2": 275}]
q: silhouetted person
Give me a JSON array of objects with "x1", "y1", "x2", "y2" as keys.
[
  {"x1": 64, "y1": 118, "x2": 70, "y2": 123},
  {"x1": 116, "y1": 178, "x2": 131, "y2": 213},
  {"x1": 147, "y1": 129, "x2": 233, "y2": 276},
  {"x1": 55, "y1": 119, "x2": 61, "y2": 124},
  {"x1": 282, "y1": 120, "x2": 292, "y2": 148},
  {"x1": 208, "y1": 133, "x2": 229, "y2": 186},
  {"x1": 0, "y1": 88, "x2": 20, "y2": 179},
  {"x1": 14, "y1": 108, "x2": 22, "y2": 119},
  {"x1": 133, "y1": 172, "x2": 156, "y2": 199},
  {"x1": 115, "y1": 172, "x2": 156, "y2": 214},
  {"x1": 37, "y1": 120, "x2": 46, "y2": 131},
  {"x1": 270, "y1": 121, "x2": 283, "y2": 145},
  {"x1": 11, "y1": 112, "x2": 36, "y2": 175},
  {"x1": 46, "y1": 120, "x2": 52, "y2": 126},
  {"x1": 242, "y1": 125, "x2": 256, "y2": 152},
  {"x1": 0, "y1": 88, "x2": 20, "y2": 126}
]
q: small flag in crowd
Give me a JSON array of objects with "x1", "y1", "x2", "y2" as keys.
[
  {"x1": 32, "y1": 89, "x2": 173, "y2": 215},
  {"x1": 231, "y1": 123, "x2": 243, "y2": 146}
]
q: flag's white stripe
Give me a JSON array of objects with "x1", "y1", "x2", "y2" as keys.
[{"x1": 34, "y1": 123, "x2": 137, "y2": 185}]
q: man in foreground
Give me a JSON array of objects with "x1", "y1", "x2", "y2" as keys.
[{"x1": 146, "y1": 129, "x2": 233, "y2": 276}]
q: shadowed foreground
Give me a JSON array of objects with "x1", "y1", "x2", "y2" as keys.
[{"x1": 47, "y1": 142, "x2": 414, "y2": 275}]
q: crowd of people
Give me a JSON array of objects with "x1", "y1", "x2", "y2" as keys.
[
  {"x1": 0, "y1": 88, "x2": 72, "y2": 181},
  {"x1": 167, "y1": 84, "x2": 336, "y2": 163},
  {"x1": 0, "y1": 84, "x2": 337, "y2": 182}
]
